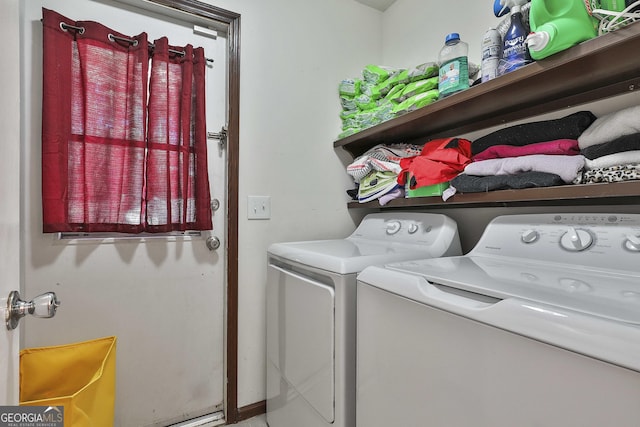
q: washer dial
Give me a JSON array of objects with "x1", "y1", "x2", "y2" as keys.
[
  {"x1": 560, "y1": 227, "x2": 593, "y2": 251},
  {"x1": 386, "y1": 221, "x2": 401, "y2": 235},
  {"x1": 521, "y1": 229, "x2": 540, "y2": 244},
  {"x1": 408, "y1": 223, "x2": 420, "y2": 234},
  {"x1": 624, "y1": 234, "x2": 640, "y2": 252}
]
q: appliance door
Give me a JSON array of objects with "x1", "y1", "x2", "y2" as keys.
[
  {"x1": 357, "y1": 277, "x2": 640, "y2": 427},
  {"x1": 267, "y1": 260, "x2": 335, "y2": 423}
]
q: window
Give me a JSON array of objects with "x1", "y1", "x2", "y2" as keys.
[{"x1": 41, "y1": 8, "x2": 212, "y2": 234}]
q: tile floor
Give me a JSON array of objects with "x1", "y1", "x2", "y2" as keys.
[{"x1": 233, "y1": 414, "x2": 267, "y2": 427}]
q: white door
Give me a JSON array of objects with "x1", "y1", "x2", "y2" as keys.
[
  {"x1": 18, "y1": 2, "x2": 229, "y2": 425},
  {"x1": 0, "y1": 0, "x2": 21, "y2": 405}
]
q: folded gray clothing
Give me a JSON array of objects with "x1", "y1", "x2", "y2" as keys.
[
  {"x1": 451, "y1": 171, "x2": 565, "y2": 192},
  {"x1": 578, "y1": 105, "x2": 640, "y2": 149},
  {"x1": 471, "y1": 111, "x2": 596, "y2": 155},
  {"x1": 580, "y1": 132, "x2": 640, "y2": 159}
]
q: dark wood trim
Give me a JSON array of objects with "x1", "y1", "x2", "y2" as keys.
[
  {"x1": 147, "y1": 0, "x2": 240, "y2": 23},
  {"x1": 160, "y1": 0, "x2": 241, "y2": 424},
  {"x1": 225, "y1": 9, "x2": 242, "y2": 426},
  {"x1": 348, "y1": 181, "x2": 640, "y2": 209},
  {"x1": 236, "y1": 400, "x2": 266, "y2": 422}
]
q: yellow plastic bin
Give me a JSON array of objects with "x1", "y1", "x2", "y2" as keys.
[{"x1": 20, "y1": 336, "x2": 117, "y2": 427}]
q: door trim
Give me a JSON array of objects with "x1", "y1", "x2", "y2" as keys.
[{"x1": 148, "y1": 0, "x2": 241, "y2": 423}]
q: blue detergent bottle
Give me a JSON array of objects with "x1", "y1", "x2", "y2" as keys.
[
  {"x1": 500, "y1": 3, "x2": 532, "y2": 75},
  {"x1": 526, "y1": 0, "x2": 598, "y2": 60}
]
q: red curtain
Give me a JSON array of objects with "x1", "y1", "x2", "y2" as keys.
[
  {"x1": 41, "y1": 8, "x2": 212, "y2": 233},
  {"x1": 147, "y1": 38, "x2": 212, "y2": 232}
]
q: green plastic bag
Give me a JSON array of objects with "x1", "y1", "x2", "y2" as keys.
[{"x1": 392, "y1": 89, "x2": 439, "y2": 115}]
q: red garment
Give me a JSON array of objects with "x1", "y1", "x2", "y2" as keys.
[
  {"x1": 472, "y1": 139, "x2": 580, "y2": 161},
  {"x1": 398, "y1": 138, "x2": 472, "y2": 188}
]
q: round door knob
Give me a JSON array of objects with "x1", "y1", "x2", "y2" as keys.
[
  {"x1": 624, "y1": 234, "x2": 640, "y2": 252},
  {"x1": 560, "y1": 227, "x2": 593, "y2": 251},
  {"x1": 206, "y1": 236, "x2": 221, "y2": 251},
  {"x1": 6, "y1": 291, "x2": 60, "y2": 330}
]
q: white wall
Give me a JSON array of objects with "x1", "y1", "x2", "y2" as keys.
[
  {"x1": 202, "y1": 0, "x2": 383, "y2": 407},
  {"x1": 382, "y1": 0, "x2": 494, "y2": 68}
]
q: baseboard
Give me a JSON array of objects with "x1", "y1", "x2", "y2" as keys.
[{"x1": 237, "y1": 400, "x2": 266, "y2": 422}]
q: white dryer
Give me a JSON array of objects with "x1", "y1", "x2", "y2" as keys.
[
  {"x1": 357, "y1": 213, "x2": 640, "y2": 427},
  {"x1": 266, "y1": 212, "x2": 461, "y2": 427}
]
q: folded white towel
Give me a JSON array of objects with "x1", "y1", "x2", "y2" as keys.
[
  {"x1": 464, "y1": 154, "x2": 585, "y2": 183},
  {"x1": 578, "y1": 105, "x2": 640, "y2": 149},
  {"x1": 584, "y1": 150, "x2": 640, "y2": 170}
]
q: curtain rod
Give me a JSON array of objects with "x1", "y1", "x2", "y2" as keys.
[{"x1": 59, "y1": 22, "x2": 214, "y2": 63}]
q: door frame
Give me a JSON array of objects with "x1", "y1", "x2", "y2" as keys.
[{"x1": 148, "y1": 0, "x2": 242, "y2": 422}]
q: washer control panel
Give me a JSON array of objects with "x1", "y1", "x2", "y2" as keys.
[
  {"x1": 384, "y1": 220, "x2": 429, "y2": 236},
  {"x1": 350, "y1": 212, "x2": 460, "y2": 255},
  {"x1": 473, "y1": 214, "x2": 640, "y2": 271}
]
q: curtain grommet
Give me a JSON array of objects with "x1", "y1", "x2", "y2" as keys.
[
  {"x1": 108, "y1": 33, "x2": 139, "y2": 47},
  {"x1": 60, "y1": 22, "x2": 85, "y2": 34}
]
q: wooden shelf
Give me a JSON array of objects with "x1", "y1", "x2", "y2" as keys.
[
  {"x1": 347, "y1": 181, "x2": 640, "y2": 209},
  {"x1": 336, "y1": 22, "x2": 640, "y2": 209},
  {"x1": 335, "y1": 21, "x2": 640, "y2": 157}
]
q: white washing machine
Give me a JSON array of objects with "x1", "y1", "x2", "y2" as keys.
[
  {"x1": 266, "y1": 212, "x2": 461, "y2": 427},
  {"x1": 357, "y1": 213, "x2": 640, "y2": 427}
]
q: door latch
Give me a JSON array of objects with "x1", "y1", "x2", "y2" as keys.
[{"x1": 207, "y1": 126, "x2": 228, "y2": 150}]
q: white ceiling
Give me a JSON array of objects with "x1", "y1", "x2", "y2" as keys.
[{"x1": 354, "y1": 0, "x2": 397, "y2": 12}]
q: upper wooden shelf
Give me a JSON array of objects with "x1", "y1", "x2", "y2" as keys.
[{"x1": 334, "y1": 21, "x2": 640, "y2": 158}]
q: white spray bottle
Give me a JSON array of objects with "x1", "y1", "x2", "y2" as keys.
[{"x1": 498, "y1": 0, "x2": 532, "y2": 75}]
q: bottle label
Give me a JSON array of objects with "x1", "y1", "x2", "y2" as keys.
[
  {"x1": 481, "y1": 29, "x2": 501, "y2": 60},
  {"x1": 438, "y1": 57, "x2": 468, "y2": 93},
  {"x1": 503, "y1": 34, "x2": 528, "y2": 58}
]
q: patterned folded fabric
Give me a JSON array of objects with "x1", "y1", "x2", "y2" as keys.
[
  {"x1": 347, "y1": 144, "x2": 422, "y2": 182},
  {"x1": 574, "y1": 163, "x2": 640, "y2": 184}
]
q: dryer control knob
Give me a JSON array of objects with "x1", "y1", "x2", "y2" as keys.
[
  {"x1": 624, "y1": 234, "x2": 640, "y2": 252},
  {"x1": 386, "y1": 221, "x2": 402, "y2": 235},
  {"x1": 408, "y1": 223, "x2": 420, "y2": 234},
  {"x1": 521, "y1": 229, "x2": 540, "y2": 244},
  {"x1": 560, "y1": 227, "x2": 593, "y2": 251}
]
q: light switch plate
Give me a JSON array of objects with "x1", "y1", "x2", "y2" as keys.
[{"x1": 247, "y1": 196, "x2": 271, "y2": 220}]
